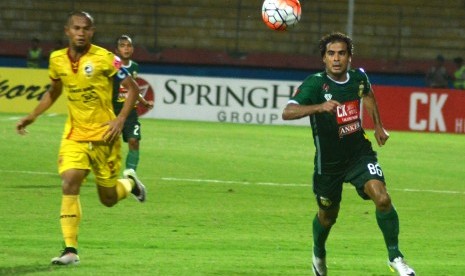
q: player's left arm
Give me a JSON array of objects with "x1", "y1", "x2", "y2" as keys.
[
  {"x1": 362, "y1": 89, "x2": 389, "y2": 146},
  {"x1": 103, "y1": 73, "x2": 139, "y2": 142},
  {"x1": 138, "y1": 93, "x2": 154, "y2": 109},
  {"x1": 133, "y1": 65, "x2": 153, "y2": 109}
]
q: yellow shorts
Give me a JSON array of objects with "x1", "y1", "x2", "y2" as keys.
[{"x1": 58, "y1": 139, "x2": 122, "y2": 187}]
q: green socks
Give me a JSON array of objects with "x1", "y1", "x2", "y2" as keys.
[
  {"x1": 126, "y1": 149, "x2": 139, "y2": 171},
  {"x1": 376, "y1": 207, "x2": 403, "y2": 261},
  {"x1": 313, "y1": 214, "x2": 331, "y2": 258},
  {"x1": 312, "y1": 208, "x2": 404, "y2": 261}
]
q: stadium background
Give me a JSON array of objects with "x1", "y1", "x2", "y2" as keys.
[
  {"x1": 1, "y1": 0, "x2": 465, "y2": 86},
  {"x1": 1, "y1": 3, "x2": 464, "y2": 274}
]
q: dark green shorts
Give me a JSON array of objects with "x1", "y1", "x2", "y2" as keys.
[
  {"x1": 313, "y1": 155, "x2": 386, "y2": 209},
  {"x1": 122, "y1": 119, "x2": 141, "y2": 143}
]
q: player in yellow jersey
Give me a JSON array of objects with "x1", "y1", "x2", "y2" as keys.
[{"x1": 16, "y1": 11, "x2": 147, "y2": 265}]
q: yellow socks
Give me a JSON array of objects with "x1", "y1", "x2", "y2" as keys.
[
  {"x1": 60, "y1": 195, "x2": 82, "y2": 249},
  {"x1": 116, "y1": 179, "x2": 133, "y2": 200},
  {"x1": 59, "y1": 179, "x2": 135, "y2": 249}
]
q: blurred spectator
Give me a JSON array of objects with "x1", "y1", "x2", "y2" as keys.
[
  {"x1": 452, "y1": 57, "x2": 465, "y2": 89},
  {"x1": 425, "y1": 54, "x2": 449, "y2": 88},
  {"x1": 26, "y1": 37, "x2": 43, "y2": 68}
]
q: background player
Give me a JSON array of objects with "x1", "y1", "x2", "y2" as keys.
[
  {"x1": 16, "y1": 11, "x2": 146, "y2": 265},
  {"x1": 282, "y1": 32, "x2": 415, "y2": 276},
  {"x1": 113, "y1": 35, "x2": 154, "y2": 172}
]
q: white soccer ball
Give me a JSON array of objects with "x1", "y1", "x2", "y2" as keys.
[{"x1": 261, "y1": 0, "x2": 302, "y2": 31}]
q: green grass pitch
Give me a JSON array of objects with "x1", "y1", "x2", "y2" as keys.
[{"x1": 0, "y1": 113, "x2": 464, "y2": 275}]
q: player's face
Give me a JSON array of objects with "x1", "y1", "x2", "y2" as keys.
[
  {"x1": 116, "y1": 40, "x2": 134, "y2": 60},
  {"x1": 65, "y1": 15, "x2": 95, "y2": 52},
  {"x1": 323, "y1": 41, "x2": 351, "y2": 81}
]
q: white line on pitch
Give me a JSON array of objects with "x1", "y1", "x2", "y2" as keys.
[
  {"x1": 1, "y1": 169, "x2": 56, "y2": 175},
  {"x1": 2, "y1": 169, "x2": 464, "y2": 195},
  {"x1": 2, "y1": 113, "x2": 60, "y2": 121},
  {"x1": 161, "y1": 177, "x2": 465, "y2": 195},
  {"x1": 161, "y1": 177, "x2": 310, "y2": 187}
]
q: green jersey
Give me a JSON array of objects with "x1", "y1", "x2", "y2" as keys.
[
  {"x1": 112, "y1": 60, "x2": 139, "y2": 118},
  {"x1": 290, "y1": 68, "x2": 376, "y2": 174}
]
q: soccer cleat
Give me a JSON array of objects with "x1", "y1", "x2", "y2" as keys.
[
  {"x1": 51, "y1": 247, "x2": 80, "y2": 265},
  {"x1": 312, "y1": 254, "x2": 327, "y2": 276},
  {"x1": 389, "y1": 257, "x2": 415, "y2": 276},
  {"x1": 123, "y1": 169, "x2": 146, "y2": 202}
]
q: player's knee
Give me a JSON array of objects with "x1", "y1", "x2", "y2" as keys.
[
  {"x1": 128, "y1": 138, "x2": 139, "y2": 149},
  {"x1": 100, "y1": 198, "x2": 117, "y2": 207},
  {"x1": 98, "y1": 193, "x2": 118, "y2": 207},
  {"x1": 375, "y1": 193, "x2": 392, "y2": 211},
  {"x1": 318, "y1": 211, "x2": 339, "y2": 228},
  {"x1": 321, "y1": 217, "x2": 337, "y2": 228}
]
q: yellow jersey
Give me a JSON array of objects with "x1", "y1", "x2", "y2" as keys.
[{"x1": 49, "y1": 44, "x2": 127, "y2": 141}]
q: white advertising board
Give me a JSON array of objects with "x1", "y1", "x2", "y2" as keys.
[{"x1": 137, "y1": 74, "x2": 308, "y2": 126}]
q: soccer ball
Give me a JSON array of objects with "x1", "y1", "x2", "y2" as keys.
[{"x1": 261, "y1": 0, "x2": 301, "y2": 31}]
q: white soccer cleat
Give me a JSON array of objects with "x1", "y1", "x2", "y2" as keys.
[
  {"x1": 312, "y1": 254, "x2": 327, "y2": 276},
  {"x1": 51, "y1": 248, "x2": 80, "y2": 265},
  {"x1": 123, "y1": 169, "x2": 146, "y2": 202},
  {"x1": 389, "y1": 257, "x2": 415, "y2": 276}
]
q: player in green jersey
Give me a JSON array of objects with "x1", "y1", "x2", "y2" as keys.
[
  {"x1": 113, "y1": 35, "x2": 154, "y2": 172},
  {"x1": 282, "y1": 32, "x2": 415, "y2": 276}
]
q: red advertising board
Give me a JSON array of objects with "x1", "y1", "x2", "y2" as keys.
[{"x1": 363, "y1": 85, "x2": 465, "y2": 134}]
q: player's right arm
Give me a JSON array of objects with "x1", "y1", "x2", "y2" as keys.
[
  {"x1": 282, "y1": 100, "x2": 340, "y2": 120},
  {"x1": 16, "y1": 79, "x2": 62, "y2": 135},
  {"x1": 282, "y1": 76, "x2": 340, "y2": 120}
]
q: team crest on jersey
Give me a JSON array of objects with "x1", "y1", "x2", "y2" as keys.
[
  {"x1": 322, "y1": 83, "x2": 332, "y2": 101},
  {"x1": 84, "y1": 63, "x2": 93, "y2": 77}
]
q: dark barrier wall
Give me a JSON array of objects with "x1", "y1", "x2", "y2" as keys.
[{"x1": 0, "y1": 56, "x2": 426, "y2": 87}]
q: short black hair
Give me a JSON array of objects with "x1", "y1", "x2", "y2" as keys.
[
  {"x1": 116, "y1": 35, "x2": 133, "y2": 47},
  {"x1": 319, "y1": 32, "x2": 353, "y2": 57},
  {"x1": 67, "y1": 11, "x2": 94, "y2": 26}
]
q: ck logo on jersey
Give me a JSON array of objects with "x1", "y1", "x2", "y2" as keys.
[
  {"x1": 336, "y1": 99, "x2": 362, "y2": 137},
  {"x1": 336, "y1": 100, "x2": 360, "y2": 124}
]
